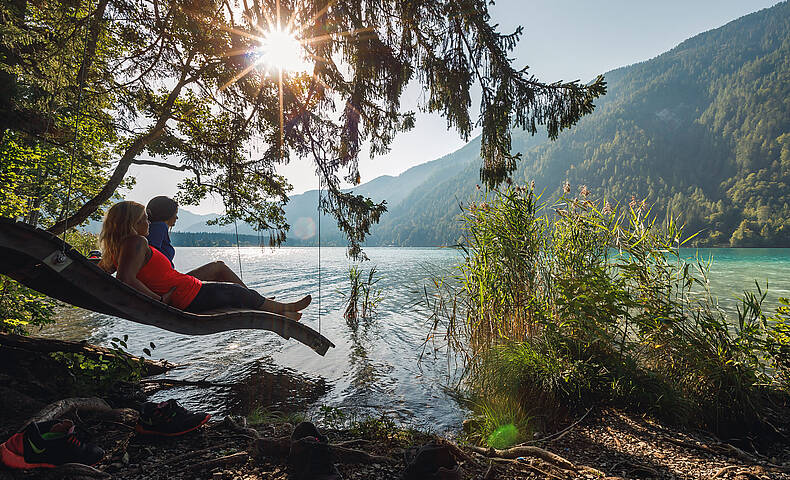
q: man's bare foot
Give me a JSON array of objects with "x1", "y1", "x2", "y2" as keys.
[
  {"x1": 284, "y1": 311, "x2": 302, "y2": 321},
  {"x1": 286, "y1": 295, "x2": 312, "y2": 312}
]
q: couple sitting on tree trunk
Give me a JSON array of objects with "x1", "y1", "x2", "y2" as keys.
[{"x1": 99, "y1": 197, "x2": 311, "y2": 320}]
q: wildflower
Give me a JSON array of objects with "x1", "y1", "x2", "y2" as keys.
[
  {"x1": 481, "y1": 202, "x2": 489, "y2": 211},
  {"x1": 629, "y1": 196, "x2": 637, "y2": 209},
  {"x1": 530, "y1": 180, "x2": 535, "y2": 191},
  {"x1": 579, "y1": 185, "x2": 589, "y2": 198},
  {"x1": 563, "y1": 181, "x2": 571, "y2": 194},
  {"x1": 602, "y1": 201, "x2": 613, "y2": 215}
]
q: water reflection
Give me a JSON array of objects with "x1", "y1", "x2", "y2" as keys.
[{"x1": 34, "y1": 246, "x2": 790, "y2": 430}]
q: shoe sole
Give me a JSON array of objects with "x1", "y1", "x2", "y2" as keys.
[
  {"x1": 134, "y1": 414, "x2": 211, "y2": 437},
  {"x1": 0, "y1": 443, "x2": 101, "y2": 470}
]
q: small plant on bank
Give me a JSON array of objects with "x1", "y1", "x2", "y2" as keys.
[
  {"x1": 0, "y1": 277, "x2": 57, "y2": 334},
  {"x1": 427, "y1": 183, "x2": 790, "y2": 440},
  {"x1": 50, "y1": 335, "x2": 157, "y2": 395}
]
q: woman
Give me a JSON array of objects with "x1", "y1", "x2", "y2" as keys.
[
  {"x1": 146, "y1": 196, "x2": 246, "y2": 286},
  {"x1": 98, "y1": 201, "x2": 310, "y2": 319}
]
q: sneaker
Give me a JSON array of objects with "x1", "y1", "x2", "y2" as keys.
[
  {"x1": 403, "y1": 443, "x2": 463, "y2": 480},
  {"x1": 135, "y1": 399, "x2": 210, "y2": 437},
  {"x1": 0, "y1": 420, "x2": 104, "y2": 469},
  {"x1": 288, "y1": 422, "x2": 342, "y2": 480}
]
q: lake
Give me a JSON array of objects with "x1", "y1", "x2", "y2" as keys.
[{"x1": 39, "y1": 247, "x2": 790, "y2": 431}]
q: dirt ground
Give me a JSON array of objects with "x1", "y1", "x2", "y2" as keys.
[{"x1": 1, "y1": 403, "x2": 789, "y2": 480}]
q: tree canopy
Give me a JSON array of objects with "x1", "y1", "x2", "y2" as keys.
[{"x1": 1, "y1": 0, "x2": 605, "y2": 256}]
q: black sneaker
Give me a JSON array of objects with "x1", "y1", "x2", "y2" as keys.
[
  {"x1": 288, "y1": 422, "x2": 342, "y2": 480},
  {"x1": 0, "y1": 420, "x2": 104, "y2": 469},
  {"x1": 135, "y1": 399, "x2": 210, "y2": 437},
  {"x1": 403, "y1": 443, "x2": 463, "y2": 480}
]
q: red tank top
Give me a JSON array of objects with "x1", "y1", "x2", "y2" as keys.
[{"x1": 135, "y1": 247, "x2": 202, "y2": 310}]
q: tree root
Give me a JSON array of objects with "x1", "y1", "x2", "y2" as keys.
[
  {"x1": 659, "y1": 436, "x2": 790, "y2": 473},
  {"x1": 222, "y1": 416, "x2": 395, "y2": 465},
  {"x1": 45, "y1": 463, "x2": 110, "y2": 479},
  {"x1": 467, "y1": 444, "x2": 578, "y2": 471},
  {"x1": 713, "y1": 465, "x2": 739, "y2": 478},
  {"x1": 21, "y1": 397, "x2": 112, "y2": 431},
  {"x1": 185, "y1": 452, "x2": 250, "y2": 471},
  {"x1": 253, "y1": 436, "x2": 395, "y2": 464}
]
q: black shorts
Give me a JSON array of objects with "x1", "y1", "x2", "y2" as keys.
[{"x1": 184, "y1": 282, "x2": 266, "y2": 313}]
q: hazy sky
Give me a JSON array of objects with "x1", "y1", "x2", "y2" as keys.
[{"x1": 124, "y1": 0, "x2": 782, "y2": 214}]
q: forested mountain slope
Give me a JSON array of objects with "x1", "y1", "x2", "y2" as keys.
[{"x1": 373, "y1": 1, "x2": 790, "y2": 247}]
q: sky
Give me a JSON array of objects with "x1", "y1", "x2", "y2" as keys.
[{"x1": 123, "y1": 0, "x2": 782, "y2": 214}]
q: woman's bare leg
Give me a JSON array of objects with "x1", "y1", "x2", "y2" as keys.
[
  {"x1": 260, "y1": 295, "x2": 311, "y2": 315},
  {"x1": 186, "y1": 261, "x2": 246, "y2": 287}
]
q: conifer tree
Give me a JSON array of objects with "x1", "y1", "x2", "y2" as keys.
[{"x1": 0, "y1": 0, "x2": 605, "y2": 256}]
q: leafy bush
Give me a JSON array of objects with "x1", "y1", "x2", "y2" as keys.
[
  {"x1": 428, "y1": 184, "x2": 790, "y2": 439},
  {"x1": 0, "y1": 277, "x2": 57, "y2": 333}
]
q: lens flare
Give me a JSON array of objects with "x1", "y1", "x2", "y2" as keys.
[{"x1": 256, "y1": 28, "x2": 311, "y2": 73}]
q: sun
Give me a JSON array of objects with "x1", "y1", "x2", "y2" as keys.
[{"x1": 255, "y1": 27, "x2": 311, "y2": 74}]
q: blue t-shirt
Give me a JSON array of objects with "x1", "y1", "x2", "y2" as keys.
[{"x1": 147, "y1": 221, "x2": 175, "y2": 266}]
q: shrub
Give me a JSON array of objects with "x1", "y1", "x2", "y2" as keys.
[{"x1": 428, "y1": 184, "x2": 789, "y2": 439}]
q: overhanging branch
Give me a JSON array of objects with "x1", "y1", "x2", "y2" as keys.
[{"x1": 131, "y1": 159, "x2": 191, "y2": 171}]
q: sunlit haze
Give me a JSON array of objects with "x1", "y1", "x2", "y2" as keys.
[{"x1": 124, "y1": 0, "x2": 782, "y2": 214}]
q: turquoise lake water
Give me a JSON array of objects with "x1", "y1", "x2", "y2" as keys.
[{"x1": 42, "y1": 247, "x2": 790, "y2": 431}]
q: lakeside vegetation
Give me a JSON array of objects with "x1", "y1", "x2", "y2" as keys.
[{"x1": 427, "y1": 184, "x2": 790, "y2": 447}]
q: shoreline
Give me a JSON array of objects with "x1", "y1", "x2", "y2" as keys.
[{"x1": 1, "y1": 335, "x2": 789, "y2": 479}]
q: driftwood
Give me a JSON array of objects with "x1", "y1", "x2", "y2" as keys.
[
  {"x1": 0, "y1": 333, "x2": 175, "y2": 376},
  {"x1": 139, "y1": 378, "x2": 235, "y2": 389},
  {"x1": 467, "y1": 445, "x2": 578, "y2": 472}
]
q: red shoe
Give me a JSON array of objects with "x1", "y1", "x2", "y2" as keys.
[{"x1": 0, "y1": 420, "x2": 104, "y2": 469}]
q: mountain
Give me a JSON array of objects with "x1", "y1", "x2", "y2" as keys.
[{"x1": 367, "y1": 1, "x2": 790, "y2": 247}]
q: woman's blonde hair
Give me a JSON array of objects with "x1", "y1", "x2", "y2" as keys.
[{"x1": 99, "y1": 201, "x2": 146, "y2": 270}]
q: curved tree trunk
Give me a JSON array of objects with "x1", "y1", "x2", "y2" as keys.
[{"x1": 47, "y1": 62, "x2": 195, "y2": 236}]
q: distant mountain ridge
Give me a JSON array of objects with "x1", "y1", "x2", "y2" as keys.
[{"x1": 363, "y1": 1, "x2": 790, "y2": 247}]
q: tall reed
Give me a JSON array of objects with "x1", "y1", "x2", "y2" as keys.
[{"x1": 428, "y1": 184, "x2": 790, "y2": 439}]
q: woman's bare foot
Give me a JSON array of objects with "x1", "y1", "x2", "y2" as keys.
[
  {"x1": 286, "y1": 295, "x2": 312, "y2": 312},
  {"x1": 284, "y1": 311, "x2": 302, "y2": 321}
]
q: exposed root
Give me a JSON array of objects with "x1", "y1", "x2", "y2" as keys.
[
  {"x1": 22, "y1": 397, "x2": 112, "y2": 431},
  {"x1": 467, "y1": 444, "x2": 577, "y2": 471},
  {"x1": 185, "y1": 452, "x2": 250, "y2": 471}
]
